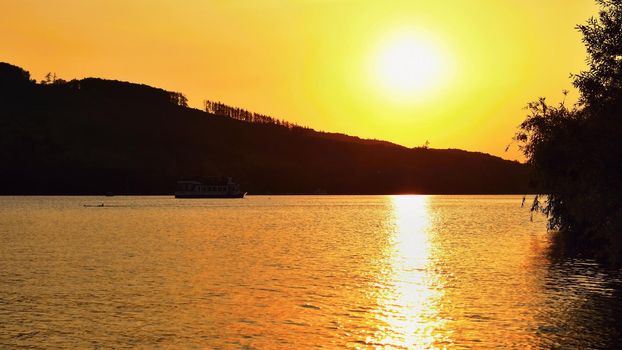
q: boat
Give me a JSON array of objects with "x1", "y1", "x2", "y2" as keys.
[{"x1": 174, "y1": 177, "x2": 246, "y2": 198}]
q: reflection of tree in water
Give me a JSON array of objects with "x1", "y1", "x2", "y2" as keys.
[{"x1": 536, "y1": 252, "x2": 622, "y2": 349}]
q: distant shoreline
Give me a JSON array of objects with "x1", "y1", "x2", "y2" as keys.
[
  {"x1": 1, "y1": 62, "x2": 531, "y2": 196},
  {"x1": 0, "y1": 192, "x2": 536, "y2": 196}
]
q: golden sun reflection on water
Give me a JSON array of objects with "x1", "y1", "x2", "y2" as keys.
[
  {"x1": 3, "y1": 196, "x2": 622, "y2": 349},
  {"x1": 371, "y1": 195, "x2": 448, "y2": 349}
]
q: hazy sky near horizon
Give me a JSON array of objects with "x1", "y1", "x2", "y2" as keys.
[{"x1": 0, "y1": 0, "x2": 597, "y2": 160}]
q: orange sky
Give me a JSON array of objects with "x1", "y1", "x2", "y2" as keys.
[{"x1": 0, "y1": 0, "x2": 598, "y2": 160}]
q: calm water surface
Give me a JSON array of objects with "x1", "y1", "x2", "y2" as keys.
[{"x1": 1, "y1": 195, "x2": 621, "y2": 349}]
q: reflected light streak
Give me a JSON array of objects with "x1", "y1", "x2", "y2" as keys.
[{"x1": 372, "y1": 195, "x2": 448, "y2": 349}]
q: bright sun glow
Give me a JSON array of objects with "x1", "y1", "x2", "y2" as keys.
[{"x1": 371, "y1": 32, "x2": 451, "y2": 102}]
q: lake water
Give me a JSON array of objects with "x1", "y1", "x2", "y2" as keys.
[{"x1": 1, "y1": 195, "x2": 621, "y2": 349}]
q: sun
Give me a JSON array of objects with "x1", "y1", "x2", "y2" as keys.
[{"x1": 370, "y1": 33, "x2": 450, "y2": 101}]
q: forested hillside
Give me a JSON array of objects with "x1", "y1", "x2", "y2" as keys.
[{"x1": 0, "y1": 62, "x2": 529, "y2": 195}]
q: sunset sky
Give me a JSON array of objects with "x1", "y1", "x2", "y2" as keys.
[{"x1": 0, "y1": 0, "x2": 597, "y2": 160}]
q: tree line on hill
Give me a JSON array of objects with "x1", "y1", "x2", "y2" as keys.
[
  {"x1": 203, "y1": 100, "x2": 307, "y2": 130},
  {"x1": 0, "y1": 61, "x2": 529, "y2": 196}
]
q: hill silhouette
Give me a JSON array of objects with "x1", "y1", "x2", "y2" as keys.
[{"x1": 0, "y1": 62, "x2": 529, "y2": 195}]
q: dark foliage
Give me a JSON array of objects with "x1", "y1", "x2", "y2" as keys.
[
  {"x1": 0, "y1": 62, "x2": 528, "y2": 195},
  {"x1": 516, "y1": 0, "x2": 622, "y2": 264},
  {"x1": 203, "y1": 100, "x2": 305, "y2": 129}
]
